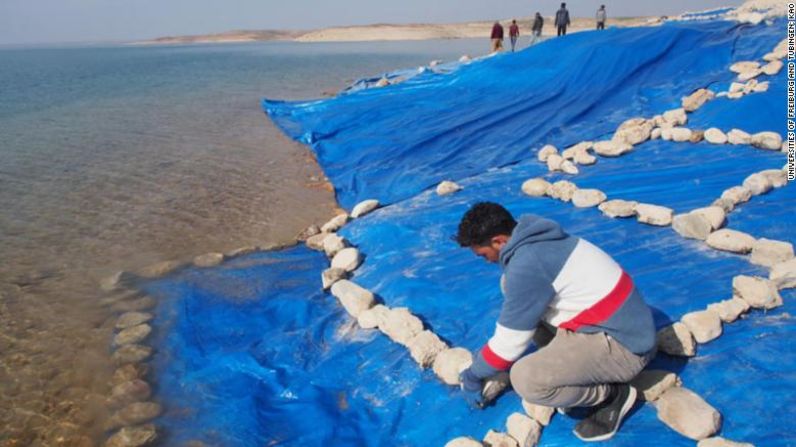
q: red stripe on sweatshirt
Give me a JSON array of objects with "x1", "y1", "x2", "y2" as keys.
[
  {"x1": 559, "y1": 271, "x2": 633, "y2": 332},
  {"x1": 481, "y1": 344, "x2": 514, "y2": 370}
]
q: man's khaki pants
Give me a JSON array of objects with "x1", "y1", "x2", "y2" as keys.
[{"x1": 509, "y1": 324, "x2": 653, "y2": 408}]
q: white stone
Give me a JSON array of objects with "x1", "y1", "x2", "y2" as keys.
[
  {"x1": 613, "y1": 118, "x2": 653, "y2": 145},
  {"x1": 433, "y1": 347, "x2": 473, "y2": 385},
  {"x1": 651, "y1": 128, "x2": 662, "y2": 140},
  {"x1": 357, "y1": 304, "x2": 390, "y2": 329},
  {"x1": 742, "y1": 172, "x2": 772, "y2": 195},
  {"x1": 654, "y1": 387, "x2": 721, "y2": 440},
  {"x1": 672, "y1": 212, "x2": 713, "y2": 240},
  {"x1": 752, "y1": 81, "x2": 769, "y2": 92},
  {"x1": 720, "y1": 186, "x2": 752, "y2": 205},
  {"x1": 630, "y1": 370, "x2": 682, "y2": 402},
  {"x1": 571, "y1": 189, "x2": 607, "y2": 208},
  {"x1": 751, "y1": 131, "x2": 783, "y2": 150},
  {"x1": 727, "y1": 90, "x2": 743, "y2": 99},
  {"x1": 681, "y1": 310, "x2": 722, "y2": 344},
  {"x1": 321, "y1": 213, "x2": 349, "y2": 232},
  {"x1": 375, "y1": 77, "x2": 390, "y2": 87},
  {"x1": 305, "y1": 233, "x2": 328, "y2": 251},
  {"x1": 760, "y1": 169, "x2": 787, "y2": 187},
  {"x1": 331, "y1": 247, "x2": 363, "y2": 272},
  {"x1": 521, "y1": 401, "x2": 555, "y2": 425},
  {"x1": 437, "y1": 180, "x2": 463, "y2": 195},
  {"x1": 705, "y1": 229, "x2": 756, "y2": 253},
  {"x1": 330, "y1": 280, "x2": 375, "y2": 318},
  {"x1": 737, "y1": 69, "x2": 761, "y2": 82},
  {"x1": 761, "y1": 60, "x2": 783, "y2": 75},
  {"x1": 521, "y1": 178, "x2": 550, "y2": 197},
  {"x1": 733, "y1": 275, "x2": 783, "y2": 309},
  {"x1": 546, "y1": 154, "x2": 564, "y2": 171},
  {"x1": 506, "y1": 413, "x2": 542, "y2": 447},
  {"x1": 734, "y1": 11, "x2": 765, "y2": 25},
  {"x1": 445, "y1": 438, "x2": 483, "y2": 447},
  {"x1": 547, "y1": 180, "x2": 577, "y2": 202},
  {"x1": 770, "y1": 258, "x2": 796, "y2": 289},
  {"x1": 742, "y1": 79, "x2": 758, "y2": 94},
  {"x1": 321, "y1": 267, "x2": 347, "y2": 290},
  {"x1": 636, "y1": 203, "x2": 673, "y2": 226},
  {"x1": 661, "y1": 127, "x2": 673, "y2": 140},
  {"x1": 378, "y1": 307, "x2": 423, "y2": 345},
  {"x1": 482, "y1": 372, "x2": 511, "y2": 404},
  {"x1": 599, "y1": 199, "x2": 638, "y2": 218},
  {"x1": 751, "y1": 238, "x2": 795, "y2": 267},
  {"x1": 351, "y1": 199, "x2": 380, "y2": 218},
  {"x1": 657, "y1": 322, "x2": 696, "y2": 357},
  {"x1": 698, "y1": 437, "x2": 754, "y2": 447},
  {"x1": 670, "y1": 127, "x2": 692, "y2": 142},
  {"x1": 561, "y1": 142, "x2": 592, "y2": 159},
  {"x1": 728, "y1": 82, "x2": 745, "y2": 93},
  {"x1": 703, "y1": 128, "x2": 727, "y2": 144},
  {"x1": 726, "y1": 129, "x2": 751, "y2": 145},
  {"x1": 663, "y1": 108, "x2": 688, "y2": 126},
  {"x1": 707, "y1": 298, "x2": 750, "y2": 323},
  {"x1": 574, "y1": 151, "x2": 597, "y2": 165},
  {"x1": 729, "y1": 61, "x2": 760, "y2": 73},
  {"x1": 459, "y1": 55, "x2": 471, "y2": 63},
  {"x1": 593, "y1": 140, "x2": 633, "y2": 157},
  {"x1": 691, "y1": 206, "x2": 726, "y2": 230},
  {"x1": 711, "y1": 198, "x2": 735, "y2": 213},
  {"x1": 560, "y1": 160, "x2": 579, "y2": 175},
  {"x1": 192, "y1": 252, "x2": 224, "y2": 268},
  {"x1": 537, "y1": 144, "x2": 558, "y2": 162},
  {"x1": 406, "y1": 330, "x2": 448, "y2": 368},
  {"x1": 482, "y1": 431, "x2": 518, "y2": 447},
  {"x1": 682, "y1": 89, "x2": 715, "y2": 112},
  {"x1": 322, "y1": 233, "x2": 348, "y2": 257}
]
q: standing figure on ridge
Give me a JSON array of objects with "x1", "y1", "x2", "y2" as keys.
[
  {"x1": 509, "y1": 19, "x2": 520, "y2": 52},
  {"x1": 555, "y1": 2, "x2": 571, "y2": 36},
  {"x1": 530, "y1": 12, "x2": 544, "y2": 45},
  {"x1": 455, "y1": 202, "x2": 656, "y2": 442},
  {"x1": 596, "y1": 5, "x2": 607, "y2": 30},
  {"x1": 490, "y1": 21, "x2": 505, "y2": 53}
]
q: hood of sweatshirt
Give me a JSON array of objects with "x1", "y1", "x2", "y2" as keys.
[{"x1": 499, "y1": 214, "x2": 569, "y2": 267}]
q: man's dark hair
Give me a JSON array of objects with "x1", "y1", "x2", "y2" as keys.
[{"x1": 455, "y1": 202, "x2": 517, "y2": 247}]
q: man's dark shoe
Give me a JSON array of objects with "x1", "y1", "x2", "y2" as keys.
[{"x1": 573, "y1": 384, "x2": 637, "y2": 442}]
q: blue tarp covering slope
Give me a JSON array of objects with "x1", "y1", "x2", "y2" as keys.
[{"x1": 144, "y1": 16, "x2": 793, "y2": 447}]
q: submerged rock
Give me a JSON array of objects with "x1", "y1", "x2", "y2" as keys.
[
  {"x1": 680, "y1": 310, "x2": 722, "y2": 344},
  {"x1": 657, "y1": 322, "x2": 696, "y2": 357},
  {"x1": 506, "y1": 413, "x2": 542, "y2": 447},
  {"x1": 136, "y1": 260, "x2": 183, "y2": 279},
  {"x1": 636, "y1": 203, "x2": 673, "y2": 226},
  {"x1": 750, "y1": 238, "x2": 794, "y2": 267},
  {"x1": 107, "y1": 379, "x2": 152, "y2": 409},
  {"x1": 770, "y1": 258, "x2": 796, "y2": 289},
  {"x1": 521, "y1": 401, "x2": 555, "y2": 425},
  {"x1": 115, "y1": 312, "x2": 153, "y2": 330},
  {"x1": 112, "y1": 345, "x2": 153, "y2": 366},
  {"x1": 379, "y1": 307, "x2": 423, "y2": 346},
  {"x1": 521, "y1": 178, "x2": 551, "y2": 197},
  {"x1": 104, "y1": 424, "x2": 157, "y2": 447},
  {"x1": 571, "y1": 189, "x2": 607, "y2": 208},
  {"x1": 351, "y1": 199, "x2": 380, "y2": 218},
  {"x1": 630, "y1": 369, "x2": 681, "y2": 402},
  {"x1": 437, "y1": 180, "x2": 463, "y2": 196},
  {"x1": 109, "y1": 402, "x2": 162, "y2": 429},
  {"x1": 655, "y1": 387, "x2": 721, "y2": 440},
  {"x1": 357, "y1": 304, "x2": 390, "y2": 329},
  {"x1": 321, "y1": 213, "x2": 349, "y2": 233},
  {"x1": 705, "y1": 229, "x2": 756, "y2": 253},
  {"x1": 193, "y1": 252, "x2": 224, "y2": 268},
  {"x1": 331, "y1": 247, "x2": 363, "y2": 272},
  {"x1": 682, "y1": 89, "x2": 715, "y2": 112},
  {"x1": 732, "y1": 275, "x2": 783, "y2": 309},
  {"x1": 703, "y1": 128, "x2": 727, "y2": 144},
  {"x1": 406, "y1": 330, "x2": 448, "y2": 368},
  {"x1": 482, "y1": 430, "x2": 518, "y2": 447},
  {"x1": 598, "y1": 199, "x2": 638, "y2": 218},
  {"x1": 114, "y1": 324, "x2": 152, "y2": 347},
  {"x1": 707, "y1": 297, "x2": 750, "y2": 323},
  {"x1": 433, "y1": 347, "x2": 473, "y2": 385},
  {"x1": 112, "y1": 363, "x2": 151, "y2": 385},
  {"x1": 330, "y1": 280, "x2": 375, "y2": 318},
  {"x1": 112, "y1": 296, "x2": 156, "y2": 313}
]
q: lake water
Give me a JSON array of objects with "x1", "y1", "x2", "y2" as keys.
[{"x1": 0, "y1": 38, "x2": 485, "y2": 445}]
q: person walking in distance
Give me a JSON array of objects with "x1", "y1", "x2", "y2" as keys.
[
  {"x1": 490, "y1": 21, "x2": 505, "y2": 52},
  {"x1": 530, "y1": 12, "x2": 544, "y2": 45},
  {"x1": 596, "y1": 5, "x2": 607, "y2": 30},
  {"x1": 555, "y1": 2, "x2": 571, "y2": 36},
  {"x1": 509, "y1": 20, "x2": 520, "y2": 52}
]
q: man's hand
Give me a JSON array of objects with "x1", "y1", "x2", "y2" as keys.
[{"x1": 459, "y1": 368, "x2": 485, "y2": 409}]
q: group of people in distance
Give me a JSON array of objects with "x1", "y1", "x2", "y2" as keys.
[{"x1": 490, "y1": 3, "x2": 608, "y2": 52}]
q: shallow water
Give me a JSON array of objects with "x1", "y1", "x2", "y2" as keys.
[{"x1": 0, "y1": 38, "x2": 485, "y2": 445}]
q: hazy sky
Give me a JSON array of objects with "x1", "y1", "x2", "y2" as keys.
[{"x1": 0, "y1": 0, "x2": 744, "y2": 45}]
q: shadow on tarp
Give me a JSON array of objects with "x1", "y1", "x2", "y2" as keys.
[{"x1": 141, "y1": 16, "x2": 793, "y2": 447}]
